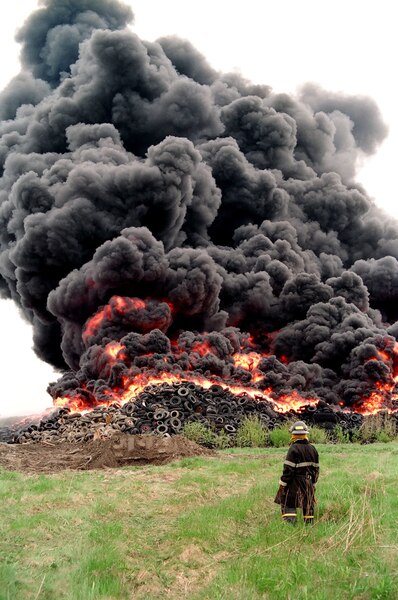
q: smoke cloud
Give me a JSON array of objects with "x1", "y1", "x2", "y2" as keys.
[{"x1": 0, "y1": 0, "x2": 397, "y2": 412}]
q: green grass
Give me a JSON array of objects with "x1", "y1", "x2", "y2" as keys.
[{"x1": 1, "y1": 443, "x2": 398, "y2": 599}]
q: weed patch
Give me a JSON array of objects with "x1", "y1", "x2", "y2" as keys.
[{"x1": 235, "y1": 416, "x2": 268, "y2": 448}]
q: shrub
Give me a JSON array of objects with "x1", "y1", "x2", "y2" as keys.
[
  {"x1": 199, "y1": 426, "x2": 219, "y2": 448},
  {"x1": 309, "y1": 426, "x2": 328, "y2": 444},
  {"x1": 182, "y1": 422, "x2": 217, "y2": 447},
  {"x1": 378, "y1": 413, "x2": 397, "y2": 440},
  {"x1": 182, "y1": 421, "x2": 209, "y2": 445},
  {"x1": 268, "y1": 424, "x2": 291, "y2": 447},
  {"x1": 333, "y1": 425, "x2": 350, "y2": 444},
  {"x1": 376, "y1": 430, "x2": 391, "y2": 443},
  {"x1": 235, "y1": 415, "x2": 268, "y2": 447},
  {"x1": 182, "y1": 421, "x2": 231, "y2": 449},
  {"x1": 358, "y1": 413, "x2": 397, "y2": 444},
  {"x1": 350, "y1": 428, "x2": 361, "y2": 443},
  {"x1": 213, "y1": 430, "x2": 231, "y2": 449}
]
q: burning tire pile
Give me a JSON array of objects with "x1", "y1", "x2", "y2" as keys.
[
  {"x1": 2, "y1": 0, "x2": 398, "y2": 432},
  {"x1": 3, "y1": 381, "x2": 396, "y2": 447}
]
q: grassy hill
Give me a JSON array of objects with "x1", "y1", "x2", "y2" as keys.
[{"x1": 1, "y1": 443, "x2": 398, "y2": 599}]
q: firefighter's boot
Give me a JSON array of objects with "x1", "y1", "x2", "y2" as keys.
[{"x1": 282, "y1": 508, "x2": 297, "y2": 524}]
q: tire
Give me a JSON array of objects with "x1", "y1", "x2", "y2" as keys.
[
  {"x1": 170, "y1": 417, "x2": 182, "y2": 431},
  {"x1": 312, "y1": 412, "x2": 337, "y2": 423},
  {"x1": 350, "y1": 414, "x2": 362, "y2": 424},
  {"x1": 140, "y1": 423, "x2": 152, "y2": 434},
  {"x1": 161, "y1": 385, "x2": 174, "y2": 393},
  {"x1": 170, "y1": 396, "x2": 182, "y2": 407},
  {"x1": 316, "y1": 421, "x2": 335, "y2": 430},
  {"x1": 154, "y1": 409, "x2": 168, "y2": 420},
  {"x1": 156, "y1": 423, "x2": 169, "y2": 434},
  {"x1": 209, "y1": 385, "x2": 224, "y2": 395},
  {"x1": 224, "y1": 424, "x2": 236, "y2": 433},
  {"x1": 177, "y1": 387, "x2": 189, "y2": 397}
]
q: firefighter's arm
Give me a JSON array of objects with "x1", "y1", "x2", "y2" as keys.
[
  {"x1": 313, "y1": 467, "x2": 320, "y2": 484},
  {"x1": 274, "y1": 484, "x2": 286, "y2": 504},
  {"x1": 313, "y1": 448, "x2": 320, "y2": 484},
  {"x1": 279, "y1": 445, "x2": 297, "y2": 488}
]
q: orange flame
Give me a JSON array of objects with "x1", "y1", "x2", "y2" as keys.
[
  {"x1": 354, "y1": 380, "x2": 398, "y2": 415},
  {"x1": 191, "y1": 341, "x2": 213, "y2": 357},
  {"x1": 83, "y1": 296, "x2": 146, "y2": 341},
  {"x1": 53, "y1": 369, "x2": 322, "y2": 416},
  {"x1": 271, "y1": 391, "x2": 319, "y2": 413},
  {"x1": 233, "y1": 351, "x2": 262, "y2": 371},
  {"x1": 105, "y1": 341, "x2": 126, "y2": 361}
]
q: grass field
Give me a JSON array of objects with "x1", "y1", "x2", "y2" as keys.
[{"x1": 1, "y1": 442, "x2": 398, "y2": 599}]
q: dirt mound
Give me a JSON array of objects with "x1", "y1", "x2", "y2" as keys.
[{"x1": 0, "y1": 434, "x2": 214, "y2": 473}]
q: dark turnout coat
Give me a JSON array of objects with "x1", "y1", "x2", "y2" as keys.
[{"x1": 275, "y1": 439, "x2": 319, "y2": 509}]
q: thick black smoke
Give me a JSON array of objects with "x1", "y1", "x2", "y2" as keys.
[{"x1": 1, "y1": 0, "x2": 397, "y2": 410}]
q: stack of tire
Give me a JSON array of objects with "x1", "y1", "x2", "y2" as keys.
[
  {"x1": 121, "y1": 382, "x2": 280, "y2": 437},
  {"x1": 3, "y1": 380, "x2": 398, "y2": 445},
  {"x1": 299, "y1": 401, "x2": 364, "y2": 432}
]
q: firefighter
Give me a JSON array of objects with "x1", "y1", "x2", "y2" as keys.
[{"x1": 274, "y1": 420, "x2": 319, "y2": 524}]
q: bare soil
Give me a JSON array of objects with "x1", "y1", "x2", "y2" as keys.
[{"x1": 0, "y1": 434, "x2": 214, "y2": 474}]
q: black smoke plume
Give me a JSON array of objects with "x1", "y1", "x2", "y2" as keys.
[{"x1": 1, "y1": 0, "x2": 397, "y2": 412}]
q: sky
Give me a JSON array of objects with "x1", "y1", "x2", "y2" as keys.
[{"x1": 0, "y1": 0, "x2": 396, "y2": 416}]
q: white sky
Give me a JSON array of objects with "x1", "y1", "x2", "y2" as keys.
[{"x1": 0, "y1": 0, "x2": 396, "y2": 416}]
